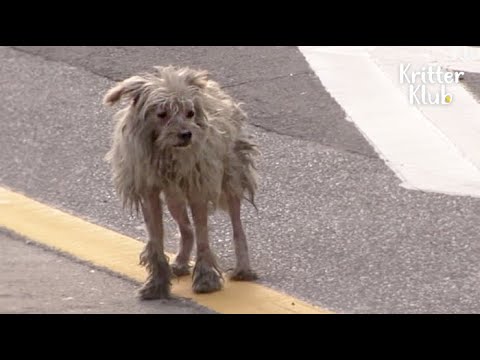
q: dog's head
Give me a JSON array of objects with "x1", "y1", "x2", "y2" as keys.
[{"x1": 103, "y1": 66, "x2": 212, "y2": 150}]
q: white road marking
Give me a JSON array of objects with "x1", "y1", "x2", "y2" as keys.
[{"x1": 299, "y1": 46, "x2": 480, "y2": 198}]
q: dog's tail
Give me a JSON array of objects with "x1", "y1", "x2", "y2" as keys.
[
  {"x1": 244, "y1": 194, "x2": 258, "y2": 213},
  {"x1": 235, "y1": 138, "x2": 260, "y2": 213}
]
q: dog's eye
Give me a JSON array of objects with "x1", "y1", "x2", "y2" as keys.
[
  {"x1": 186, "y1": 110, "x2": 195, "y2": 119},
  {"x1": 157, "y1": 111, "x2": 168, "y2": 119}
]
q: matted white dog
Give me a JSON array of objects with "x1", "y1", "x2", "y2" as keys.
[{"x1": 103, "y1": 66, "x2": 259, "y2": 299}]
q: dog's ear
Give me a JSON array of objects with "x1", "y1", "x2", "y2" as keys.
[
  {"x1": 103, "y1": 76, "x2": 148, "y2": 106},
  {"x1": 193, "y1": 100, "x2": 209, "y2": 129},
  {"x1": 185, "y1": 70, "x2": 209, "y2": 89}
]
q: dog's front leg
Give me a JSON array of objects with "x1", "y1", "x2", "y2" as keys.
[
  {"x1": 138, "y1": 188, "x2": 172, "y2": 300},
  {"x1": 166, "y1": 196, "x2": 194, "y2": 276},
  {"x1": 190, "y1": 200, "x2": 223, "y2": 294}
]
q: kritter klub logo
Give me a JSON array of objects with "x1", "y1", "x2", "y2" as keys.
[{"x1": 399, "y1": 64, "x2": 464, "y2": 105}]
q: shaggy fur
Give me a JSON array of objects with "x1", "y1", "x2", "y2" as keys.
[{"x1": 103, "y1": 65, "x2": 259, "y2": 299}]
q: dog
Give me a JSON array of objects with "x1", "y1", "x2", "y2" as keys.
[{"x1": 103, "y1": 65, "x2": 259, "y2": 299}]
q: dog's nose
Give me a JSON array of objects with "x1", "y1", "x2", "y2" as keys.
[{"x1": 178, "y1": 130, "x2": 192, "y2": 141}]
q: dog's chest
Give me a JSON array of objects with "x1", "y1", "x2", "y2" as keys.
[{"x1": 158, "y1": 151, "x2": 224, "y2": 202}]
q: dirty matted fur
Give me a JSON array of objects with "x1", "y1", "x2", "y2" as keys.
[{"x1": 103, "y1": 65, "x2": 259, "y2": 299}]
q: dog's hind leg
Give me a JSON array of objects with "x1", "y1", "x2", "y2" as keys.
[
  {"x1": 166, "y1": 196, "x2": 194, "y2": 277},
  {"x1": 190, "y1": 200, "x2": 223, "y2": 294},
  {"x1": 226, "y1": 194, "x2": 258, "y2": 281},
  {"x1": 138, "y1": 188, "x2": 172, "y2": 300}
]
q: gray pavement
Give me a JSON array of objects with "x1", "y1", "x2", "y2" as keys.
[
  {"x1": 2, "y1": 46, "x2": 480, "y2": 313},
  {"x1": 0, "y1": 232, "x2": 212, "y2": 314},
  {"x1": 11, "y1": 46, "x2": 375, "y2": 157}
]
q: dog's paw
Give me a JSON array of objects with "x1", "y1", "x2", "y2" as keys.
[
  {"x1": 138, "y1": 278, "x2": 171, "y2": 300},
  {"x1": 193, "y1": 271, "x2": 223, "y2": 294},
  {"x1": 192, "y1": 261, "x2": 223, "y2": 294},
  {"x1": 171, "y1": 262, "x2": 191, "y2": 277},
  {"x1": 228, "y1": 268, "x2": 258, "y2": 281}
]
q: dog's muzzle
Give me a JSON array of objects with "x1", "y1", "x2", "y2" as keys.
[{"x1": 175, "y1": 130, "x2": 192, "y2": 147}]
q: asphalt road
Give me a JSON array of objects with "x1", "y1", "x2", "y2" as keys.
[{"x1": 2, "y1": 46, "x2": 480, "y2": 313}]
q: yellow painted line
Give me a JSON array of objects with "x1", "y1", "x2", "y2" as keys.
[{"x1": 0, "y1": 186, "x2": 333, "y2": 314}]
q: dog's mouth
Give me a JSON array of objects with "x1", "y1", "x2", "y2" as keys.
[{"x1": 174, "y1": 140, "x2": 192, "y2": 148}]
